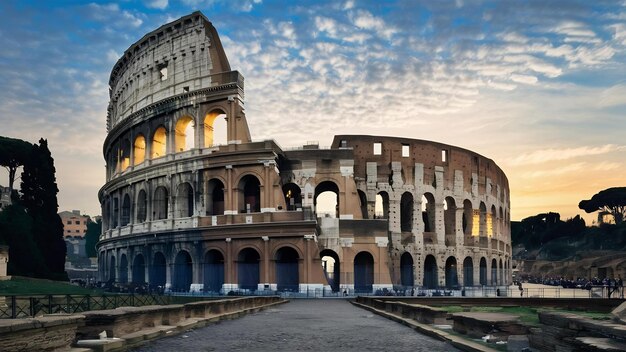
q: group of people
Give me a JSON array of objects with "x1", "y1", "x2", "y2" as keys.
[{"x1": 518, "y1": 275, "x2": 624, "y2": 298}]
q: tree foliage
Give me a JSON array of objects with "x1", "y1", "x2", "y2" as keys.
[
  {"x1": 579, "y1": 187, "x2": 626, "y2": 225},
  {"x1": 0, "y1": 137, "x2": 67, "y2": 280},
  {"x1": 84, "y1": 218, "x2": 101, "y2": 258},
  {"x1": 0, "y1": 136, "x2": 32, "y2": 190},
  {"x1": 511, "y1": 212, "x2": 586, "y2": 250}
]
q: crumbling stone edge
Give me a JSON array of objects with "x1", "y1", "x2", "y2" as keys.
[{"x1": 350, "y1": 301, "x2": 498, "y2": 352}]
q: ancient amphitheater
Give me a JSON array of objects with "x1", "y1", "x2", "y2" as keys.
[{"x1": 97, "y1": 12, "x2": 511, "y2": 294}]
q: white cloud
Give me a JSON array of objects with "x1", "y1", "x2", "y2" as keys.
[
  {"x1": 598, "y1": 84, "x2": 626, "y2": 107},
  {"x1": 351, "y1": 10, "x2": 396, "y2": 40},
  {"x1": 508, "y1": 145, "x2": 624, "y2": 166},
  {"x1": 145, "y1": 0, "x2": 168, "y2": 10}
]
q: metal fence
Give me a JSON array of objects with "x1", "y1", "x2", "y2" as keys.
[{"x1": 0, "y1": 294, "x2": 202, "y2": 319}]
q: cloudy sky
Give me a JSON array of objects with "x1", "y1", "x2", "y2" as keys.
[{"x1": 0, "y1": 0, "x2": 625, "y2": 223}]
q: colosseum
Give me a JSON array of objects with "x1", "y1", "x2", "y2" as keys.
[{"x1": 97, "y1": 12, "x2": 512, "y2": 295}]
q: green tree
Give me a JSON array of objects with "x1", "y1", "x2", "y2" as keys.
[
  {"x1": 84, "y1": 218, "x2": 101, "y2": 258},
  {"x1": 0, "y1": 136, "x2": 31, "y2": 190},
  {"x1": 579, "y1": 187, "x2": 626, "y2": 225},
  {"x1": 20, "y1": 139, "x2": 67, "y2": 279},
  {"x1": 0, "y1": 203, "x2": 46, "y2": 276}
]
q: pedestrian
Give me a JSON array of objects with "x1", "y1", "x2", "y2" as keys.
[{"x1": 411, "y1": 288, "x2": 415, "y2": 296}]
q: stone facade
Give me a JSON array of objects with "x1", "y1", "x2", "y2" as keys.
[
  {"x1": 59, "y1": 210, "x2": 90, "y2": 238},
  {"x1": 97, "y1": 12, "x2": 511, "y2": 294}
]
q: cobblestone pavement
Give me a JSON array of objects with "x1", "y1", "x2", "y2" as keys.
[{"x1": 131, "y1": 299, "x2": 459, "y2": 352}]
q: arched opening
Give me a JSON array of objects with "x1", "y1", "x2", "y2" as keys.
[
  {"x1": 499, "y1": 207, "x2": 504, "y2": 236},
  {"x1": 102, "y1": 197, "x2": 109, "y2": 231},
  {"x1": 175, "y1": 182, "x2": 194, "y2": 218},
  {"x1": 422, "y1": 193, "x2": 436, "y2": 233},
  {"x1": 121, "y1": 194, "x2": 131, "y2": 226},
  {"x1": 491, "y1": 258, "x2": 498, "y2": 285},
  {"x1": 238, "y1": 175, "x2": 260, "y2": 213},
  {"x1": 282, "y1": 183, "x2": 301, "y2": 211},
  {"x1": 275, "y1": 247, "x2": 299, "y2": 292},
  {"x1": 133, "y1": 134, "x2": 146, "y2": 165},
  {"x1": 314, "y1": 181, "x2": 339, "y2": 218},
  {"x1": 112, "y1": 197, "x2": 119, "y2": 228},
  {"x1": 462, "y1": 199, "x2": 474, "y2": 243},
  {"x1": 499, "y1": 258, "x2": 504, "y2": 285},
  {"x1": 357, "y1": 190, "x2": 368, "y2": 219},
  {"x1": 445, "y1": 256, "x2": 458, "y2": 289},
  {"x1": 204, "y1": 110, "x2": 227, "y2": 147},
  {"x1": 463, "y1": 257, "x2": 473, "y2": 286},
  {"x1": 354, "y1": 251, "x2": 374, "y2": 293},
  {"x1": 238, "y1": 248, "x2": 260, "y2": 291},
  {"x1": 151, "y1": 252, "x2": 167, "y2": 290},
  {"x1": 400, "y1": 192, "x2": 414, "y2": 232},
  {"x1": 490, "y1": 205, "x2": 497, "y2": 237},
  {"x1": 375, "y1": 192, "x2": 389, "y2": 219},
  {"x1": 108, "y1": 255, "x2": 116, "y2": 283},
  {"x1": 444, "y1": 197, "x2": 456, "y2": 245},
  {"x1": 132, "y1": 254, "x2": 146, "y2": 285},
  {"x1": 320, "y1": 249, "x2": 340, "y2": 292},
  {"x1": 203, "y1": 250, "x2": 224, "y2": 293},
  {"x1": 153, "y1": 186, "x2": 168, "y2": 220},
  {"x1": 119, "y1": 140, "x2": 131, "y2": 172},
  {"x1": 479, "y1": 202, "x2": 487, "y2": 238},
  {"x1": 479, "y1": 257, "x2": 487, "y2": 285},
  {"x1": 206, "y1": 179, "x2": 225, "y2": 215},
  {"x1": 174, "y1": 116, "x2": 195, "y2": 152},
  {"x1": 136, "y1": 189, "x2": 147, "y2": 223},
  {"x1": 400, "y1": 252, "x2": 414, "y2": 287},
  {"x1": 119, "y1": 254, "x2": 128, "y2": 284},
  {"x1": 151, "y1": 126, "x2": 167, "y2": 159},
  {"x1": 423, "y1": 255, "x2": 438, "y2": 289},
  {"x1": 173, "y1": 250, "x2": 193, "y2": 292}
]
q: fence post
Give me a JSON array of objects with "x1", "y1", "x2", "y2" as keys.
[{"x1": 11, "y1": 296, "x2": 17, "y2": 318}]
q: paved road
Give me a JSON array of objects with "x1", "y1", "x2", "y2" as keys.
[{"x1": 131, "y1": 299, "x2": 459, "y2": 352}]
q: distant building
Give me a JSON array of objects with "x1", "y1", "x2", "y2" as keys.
[
  {"x1": 0, "y1": 185, "x2": 11, "y2": 211},
  {"x1": 59, "y1": 210, "x2": 90, "y2": 238}
]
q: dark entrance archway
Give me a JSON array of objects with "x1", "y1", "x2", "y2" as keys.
[
  {"x1": 239, "y1": 175, "x2": 260, "y2": 213},
  {"x1": 479, "y1": 257, "x2": 487, "y2": 285},
  {"x1": 463, "y1": 257, "x2": 473, "y2": 287},
  {"x1": 119, "y1": 254, "x2": 128, "y2": 284},
  {"x1": 320, "y1": 249, "x2": 340, "y2": 292},
  {"x1": 275, "y1": 247, "x2": 299, "y2": 292},
  {"x1": 109, "y1": 255, "x2": 116, "y2": 283},
  {"x1": 151, "y1": 252, "x2": 167, "y2": 290},
  {"x1": 423, "y1": 255, "x2": 437, "y2": 289},
  {"x1": 204, "y1": 250, "x2": 224, "y2": 293},
  {"x1": 445, "y1": 256, "x2": 458, "y2": 289},
  {"x1": 282, "y1": 183, "x2": 301, "y2": 211},
  {"x1": 354, "y1": 251, "x2": 374, "y2": 293},
  {"x1": 206, "y1": 179, "x2": 225, "y2": 216},
  {"x1": 400, "y1": 252, "x2": 414, "y2": 287},
  {"x1": 173, "y1": 250, "x2": 193, "y2": 292},
  {"x1": 132, "y1": 254, "x2": 146, "y2": 284},
  {"x1": 491, "y1": 258, "x2": 498, "y2": 285},
  {"x1": 238, "y1": 248, "x2": 260, "y2": 291}
]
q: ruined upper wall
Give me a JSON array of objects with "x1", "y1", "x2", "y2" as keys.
[
  {"x1": 331, "y1": 135, "x2": 510, "y2": 204},
  {"x1": 107, "y1": 12, "x2": 231, "y2": 131}
]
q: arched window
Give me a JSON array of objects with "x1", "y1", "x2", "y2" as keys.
[
  {"x1": 132, "y1": 254, "x2": 146, "y2": 284},
  {"x1": 315, "y1": 181, "x2": 339, "y2": 218},
  {"x1": 444, "y1": 197, "x2": 456, "y2": 237},
  {"x1": 175, "y1": 182, "x2": 194, "y2": 218},
  {"x1": 173, "y1": 250, "x2": 193, "y2": 292},
  {"x1": 479, "y1": 257, "x2": 487, "y2": 285},
  {"x1": 422, "y1": 193, "x2": 436, "y2": 234},
  {"x1": 133, "y1": 134, "x2": 146, "y2": 165},
  {"x1": 119, "y1": 140, "x2": 131, "y2": 172},
  {"x1": 238, "y1": 248, "x2": 260, "y2": 291},
  {"x1": 462, "y1": 200, "x2": 473, "y2": 240},
  {"x1": 119, "y1": 254, "x2": 128, "y2": 284},
  {"x1": 121, "y1": 194, "x2": 131, "y2": 226},
  {"x1": 238, "y1": 175, "x2": 260, "y2": 213},
  {"x1": 153, "y1": 186, "x2": 168, "y2": 220},
  {"x1": 357, "y1": 190, "x2": 368, "y2": 219},
  {"x1": 423, "y1": 255, "x2": 438, "y2": 289},
  {"x1": 136, "y1": 190, "x2": 147, "y2": 223},
  {"x1": 206, "y1": 179, "x2": 225, "y2": 215},
  {"x1": 320, "y1": 249, "x2": 340, "y2": 292},
  {"x1": 174, "y1": 116, "x2": 195, "y2": 152},
  {"x1": 283, "y1": 183, "x2": 302, "y2": 211},
  {"x1": 375, "y1": 192, "x2": 389, "y2": 219},
  {"x1": 400, "y1": 192, "x2": 414, "y2": 232},
  {"x1": 151, "y1": 126, "x2": 167, "y2": 159},
  {"x1": 354, "y1": 252, "x2": 374, "y2": 293},
  {"x1": 445, "y1": 256, "x2": 458, "y2": 289},
  {"x1": 400, "y1": 252, "x2": 414, "y2": 287},
  {"x1": 463, "y1": 257, "x2": 473, "y2": 286},
  {"x1": 204, "y1": 110, "x2": 227, "y2": 147},
  {"x1": 204, "y1": 250, "x2": 224, "y2": 293}
]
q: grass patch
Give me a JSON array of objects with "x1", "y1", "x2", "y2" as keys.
[{"x1": 0, "y1": 276, "x2": 103, "y2": 295}]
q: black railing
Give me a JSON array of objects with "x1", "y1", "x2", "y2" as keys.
[{"x1": 0, "y1": 294, "x2": 199, "y2": 319}]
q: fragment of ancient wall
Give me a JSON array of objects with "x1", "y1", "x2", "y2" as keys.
[{"x1": 107, "y1": 13, "x2": 229, "y2": 131}]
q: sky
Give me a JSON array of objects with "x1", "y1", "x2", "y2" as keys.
[{"x1": 0, "y1": 0, "x2": 625, "y2": 223}]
